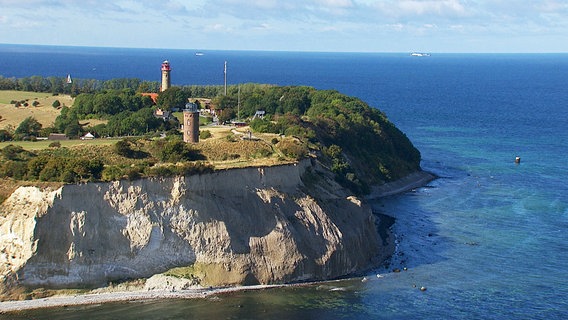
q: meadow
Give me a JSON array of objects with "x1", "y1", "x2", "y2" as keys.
[
  {"x1": 0, "y1": 90, "x2": 74, "y2": 129},
  {"x1": 0, "y1": 138, "x2": 120, "y2": 150}
]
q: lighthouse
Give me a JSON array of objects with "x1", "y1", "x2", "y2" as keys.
[{"x1": 161, "y1": 60, "x2": 171, "y2": 92}]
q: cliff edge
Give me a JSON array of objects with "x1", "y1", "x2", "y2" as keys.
[{"x1": 0, "y1": 159, "x2": 395, "y2": 297}]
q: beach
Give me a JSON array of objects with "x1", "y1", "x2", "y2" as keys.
[{"x1": 0, "y1": 285, "x2": 292, "y2": 313}]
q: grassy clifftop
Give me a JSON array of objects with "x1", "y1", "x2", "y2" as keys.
[{"x1": 0, "y1": 85, "x2": 421, "y2": 198}]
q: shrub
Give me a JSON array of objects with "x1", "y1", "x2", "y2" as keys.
[
  {"x1": 0, "y1": 160, "x2": 28, "y2": 180},
  {"x1": 177, "y1": 162, "x2": 214, "y2": 175},
  {"x1": 39, "y1": 158, "x2": 66, "y2": 181},
  {"x1": 158, "y1": 140, "x2": 191, "y2": 162},
  {"x1": 126, "y1": 168, "x2": 142, "y2": 181},
  {"x1": 101, "y1": 166, "x2": 124, "y2": 181},
  {"x1": 277, "y1": 139, "x2": 308, "y2": 160},
  {"x1": 113, "y1": 139, "x2": 148, "y2": 159},
  {"x1": 225, "y1": 134, "x2": 238, "y2": 142},
  {"x1": 145, "y1": 165, "x2": 175, "y2": 177},
  {"x1": 199, "y1": 130, "x2": 212, "y2": 139},
  {"x1": 0, "y1": 130, "x2": 12, "y2": 142},
  {"x1": 1, "y1": 144, "x2": 28, "y2": 161},
  {"x1": 49, "y1": 141, "x2": 61, "y2": 148}
]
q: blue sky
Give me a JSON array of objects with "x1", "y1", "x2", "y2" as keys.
[{"x1": 1, "y1": 0, "x2": 567, "y2": 53}]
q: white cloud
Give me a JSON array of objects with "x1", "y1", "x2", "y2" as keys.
[
  {"x1": 0, "y1": 0, "x2": 567, "y2": 52},
  {"x1": 371, "y1": 0, "x2": 468, "y2": 19},
  {"x1": 315, "y1": 0, "x2": 354, "y2": 8}
]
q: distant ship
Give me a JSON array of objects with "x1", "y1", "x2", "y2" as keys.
[
  {"x1": 195, "y1": 52, "x2": 205, "y2": 56},
  {"x1": 411, "y1": 52, "x2": 431, "y2": 57}
]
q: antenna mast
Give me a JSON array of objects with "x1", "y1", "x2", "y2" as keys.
[{"x1": 224, "y1": 61, "x2": 227, "y2": 95}]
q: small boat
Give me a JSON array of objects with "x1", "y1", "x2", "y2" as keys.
[
  {"x1": 195, "y1": 52, "x2": 204, "y2": 56},
  {"x1": 411, "y1": 52, "x2": 431, "y2": 57}
]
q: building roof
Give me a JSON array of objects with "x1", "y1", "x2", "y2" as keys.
[{"x1": 141, "y1": 93, "x2": 159, "y2": 104}]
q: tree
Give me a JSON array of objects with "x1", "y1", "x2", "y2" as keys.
[
  {"x1": 157, "y1": 87, "x2": 188, "y2": 111},
  {"x1": 14, "y1": 117, "x2": 42, "y2": 139},
  {"x1": 217, "y1": 108, "x2": 236, "y2": 124},
  {"x1": 0, "y1": 130, "x2": 13, "y2": 142},
  {"x1": 64, "y1": 122, "x2": 83, "y2": 138},
  {"x1": 93, "y1": 92, "x2": 123, "y2": 115}
]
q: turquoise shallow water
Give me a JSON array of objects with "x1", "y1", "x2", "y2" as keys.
[{"x1": 1, "y1": 47, "x2": 567, "y2": 319}]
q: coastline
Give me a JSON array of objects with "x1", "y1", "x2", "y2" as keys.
[
  {"x1": 0, "y1": 285, "x2": 288, "y2": 313},
  {"x1": 0, "y1": 170, "x2": 435, "y2": 313},
  {"x1": 365, "y1": 170, "x2": 436, "y2": 199}
]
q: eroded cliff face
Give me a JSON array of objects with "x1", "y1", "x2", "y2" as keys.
[{"x1": 0, "y1": 159, "x2": 392, "y2": 293}]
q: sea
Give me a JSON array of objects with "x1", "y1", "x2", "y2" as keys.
[{"x1": 1, "y1": 44, "x2": 567, "y2": 319}]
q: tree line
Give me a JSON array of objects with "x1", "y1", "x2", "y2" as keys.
[{"x1": 0, "y1": 74, "x2": 229, "y2": 98}]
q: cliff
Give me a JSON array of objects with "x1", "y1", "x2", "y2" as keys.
[{"x1": 0, "y1": 159, "x2": 394, "y2": 296}]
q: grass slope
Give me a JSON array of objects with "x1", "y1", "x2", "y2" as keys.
[{"x1": 0, "y1": 91, "x2": 74, "y2": 129}]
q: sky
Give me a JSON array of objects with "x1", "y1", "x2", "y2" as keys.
[{"x1": 1, "y1": 0, "x2": 567, "y2": 53}]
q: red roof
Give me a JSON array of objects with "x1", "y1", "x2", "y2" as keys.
[{"x1": 141, "y1": 93, "x2": 159, "y2": 104}]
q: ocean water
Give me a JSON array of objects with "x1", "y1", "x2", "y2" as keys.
[{"x1": 1, "y1": 45, "x2": 568, "y2": 319}]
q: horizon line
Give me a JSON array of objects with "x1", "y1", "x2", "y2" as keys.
[{"x1": 1, "y1": 43, "x2": 567, "y2": 55}]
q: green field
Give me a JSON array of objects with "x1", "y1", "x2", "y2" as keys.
[
  {"x1": 0, "y1": 138, "x2": 120, "y2": 150},
  {"x1": 0, "y1": 90, "x2": 65, "y2": 104}
]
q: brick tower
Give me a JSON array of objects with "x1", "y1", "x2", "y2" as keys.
[{"x1": 183, "y1": 102, "x2": 199, "y2": 143}]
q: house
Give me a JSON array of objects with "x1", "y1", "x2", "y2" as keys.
[
  {"x1": 81, "y1": 132, "x2": 95, "y2": 140},
  {"x1": 154, "y1": 108, "x2": 172, "y2": 121},
  {"x1": 253, "y1": 110, "x2": 266, "y2": 120},
  {"x1": 48, "y1": 133, "x2": 68, "y2": 140}
]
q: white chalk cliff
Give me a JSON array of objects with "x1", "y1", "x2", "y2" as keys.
[{"x1": 0, "y1": 159, "x2": 393, "y2": 293}]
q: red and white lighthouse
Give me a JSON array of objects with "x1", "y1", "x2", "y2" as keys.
[{"x1": 161, "y1": 60, "x2": 171, "y2": 92}]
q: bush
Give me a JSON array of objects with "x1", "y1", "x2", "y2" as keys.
[
  {"x1": 0, "y1": 160, "x2": 28, "y2": 180},
  {"x1": 126, "y1": 168, "x2": 142, "y2": 181},
  {"x1": 144, "y1": 165, "x2": 175, "y2": 177},
  {"x1": 1, "y1": 144, "x2": 28, "y2": 161},
  {"x1": 225, "y1": 134, "x2": 238, "y2": 142},
  {"x1": 49, "y1": 141, "x2": 61, "y2": 148},
  {"x1": 0, "y1": 130, "x2": 12, "y2": 142},
  {"x1": 114, "y1": 139, "x2": 134, "y2": 158},
  {"x1": 158, "y1": 140, "x2": 200, "y2": 162},
  {"x1": 199, "y1": 130, "x2": 212, "y2": 139},
  {"x1": 277, "y1": 139, "x2": 308, "y2": 160},
  {"x1": 101, "y1": 165, "x2": 124, "y2": 181},
  {"x1": 52, "y1": 100, "x2": 61, "y2": 108}
]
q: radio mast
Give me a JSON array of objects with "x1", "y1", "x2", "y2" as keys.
[{"x1": 224, "y1": 61, "x2": 227, "y2": 95}]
